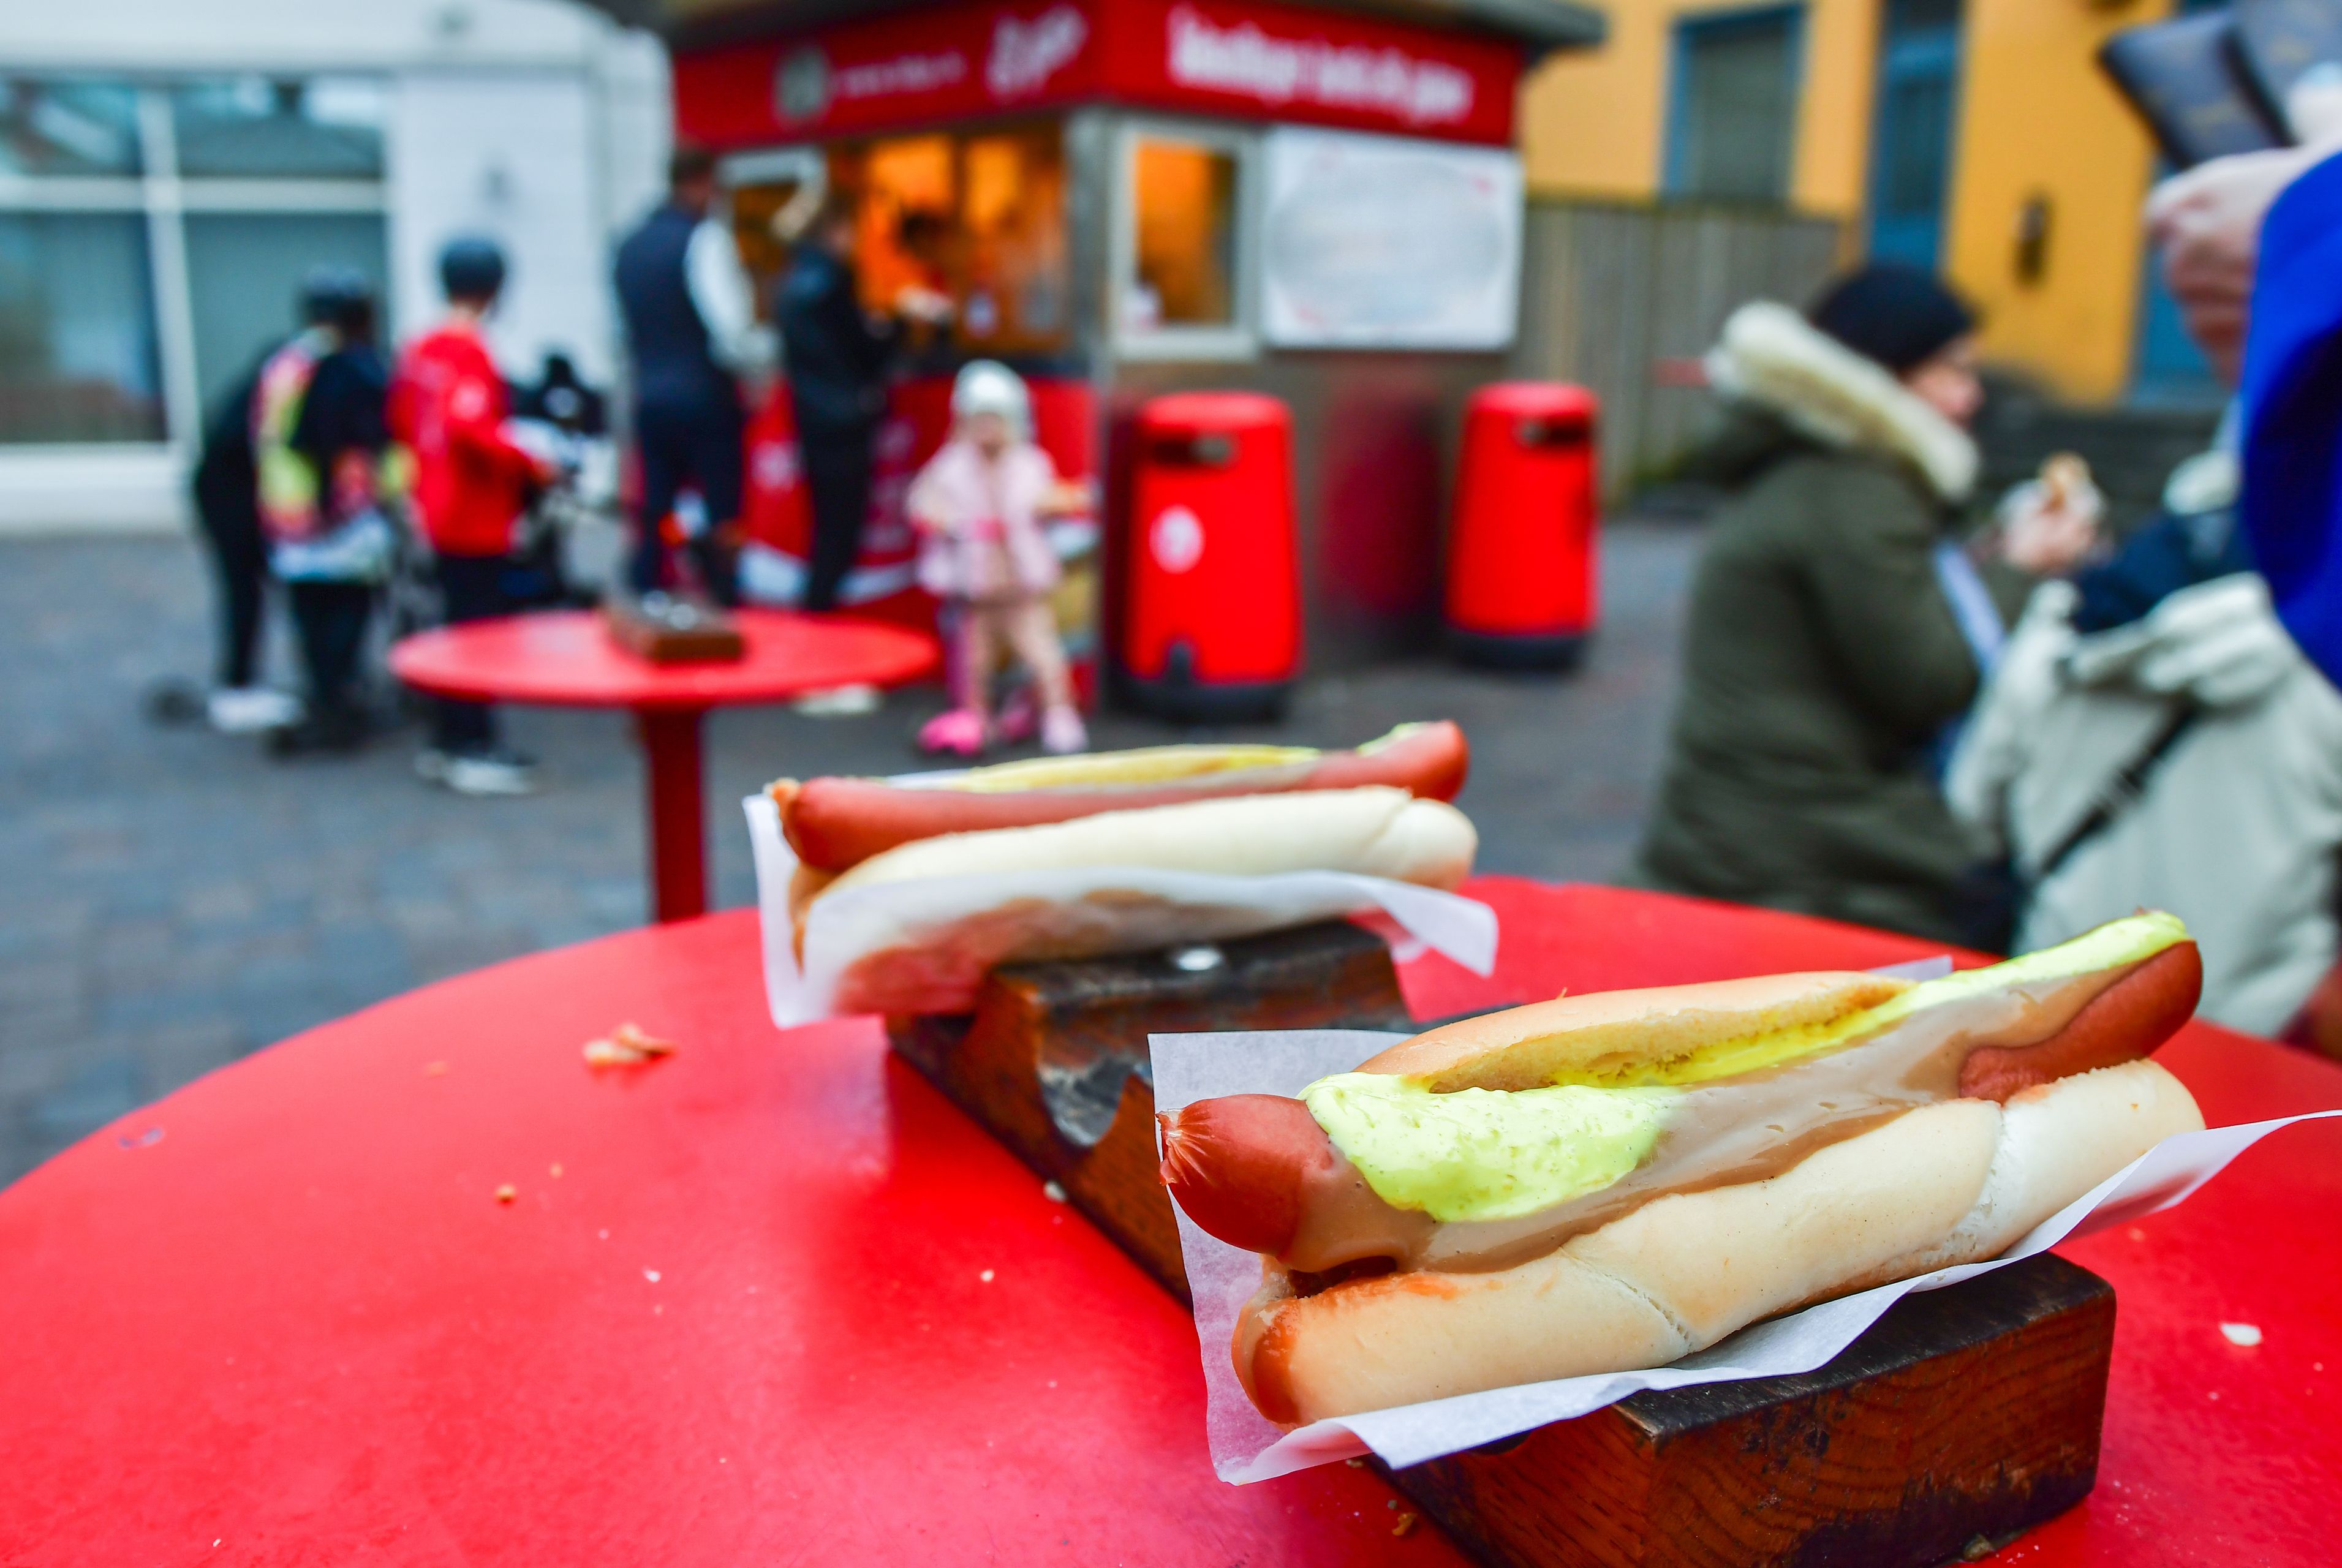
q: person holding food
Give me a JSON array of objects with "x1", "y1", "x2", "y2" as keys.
[
  {"x1": 905, "y1": 360, "x2": 1091, "y2": 758},
  {"x1": 1633, "y1": 263, "x2": 2098, "y2": 946}
]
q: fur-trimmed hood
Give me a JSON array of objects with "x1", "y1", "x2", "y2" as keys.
[{"x1": 1705, "y1": 301, "x2": 1979, "y2": 502}]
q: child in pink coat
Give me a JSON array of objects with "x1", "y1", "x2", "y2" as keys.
[{"x1": 907, "y1": 361, "x2": 1090, "y2": 755}]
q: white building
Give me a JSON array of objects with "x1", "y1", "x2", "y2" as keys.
[{"x1": 1, "y1": 0, "x2": 669, "y2": 531}]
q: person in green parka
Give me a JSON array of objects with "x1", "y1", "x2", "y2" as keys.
[{"x1": 1633, "y1": 265, "x2": 2099, "y2": 946}]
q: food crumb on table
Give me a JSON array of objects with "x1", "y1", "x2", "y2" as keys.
[
  {"x1": 1391, "y1": 1512, "x2": 1418, "y2": 1537},
  {"x1": 980, "y1": 1268, "x2": 995, "y2": 1283},
  {"x1": 494, "y1": 1185, "x2": 516, "y2": 1204},
  {"x1": 2219, "y1": 1322, "x2": 2263, "y2": 1347},
  {"x1": 583, "y1": 1022, "x2": 679, "y2": 1068}
]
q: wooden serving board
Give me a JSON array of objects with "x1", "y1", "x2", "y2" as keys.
[
  {"x1": 889, "y1": 930, "x2": 2115, "y2": 1566},
  {"x1": 600, "y1": 601, "x2": 745, "y2": 663},
  {"x1": 1391, "y1": 1254, "x2": 2114, "y2": 1568},
  {"x1": 885, "y1": 919, "x2": 1412, "y2": 1298}
]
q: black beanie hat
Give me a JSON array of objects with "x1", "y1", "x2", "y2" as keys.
[{"x1": 1807, "y1": 263, "x2": 1977, "y2": 374}]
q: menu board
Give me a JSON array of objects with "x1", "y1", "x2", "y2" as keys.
[{"x1": 1258, "y1": 127, "x2": 1522, "y2": 350}]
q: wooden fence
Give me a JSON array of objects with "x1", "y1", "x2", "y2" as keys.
[{"x1": 1512, "y1": 198, "x2": 1849, "y2": 499}]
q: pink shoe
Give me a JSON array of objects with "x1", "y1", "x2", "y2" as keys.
[
  {"x1": 994, "y1": 683, "x2": 1040, "y2": 744},
  {"x1": 1040, "y1": 705, "x2": 1088, "y2": 756},
  {"x1": 917, "y1": 707, "x2": 990, "y2": 758}
]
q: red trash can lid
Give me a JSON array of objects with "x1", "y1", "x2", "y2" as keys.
[
  {"x1": 1137, "y1": 390, "x2": 1290, "y2": 434},
  {"x1": 1467, "y1": 382, "x2": 1599, "y2": 420}
]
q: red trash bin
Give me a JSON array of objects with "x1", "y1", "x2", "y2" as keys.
[
  {"x1": 1444, "y1": 383, "x2": 1600, "y2": 669},
  {"x1": 1119, "y1": 391, "x2": 1301, "y2": 720}
]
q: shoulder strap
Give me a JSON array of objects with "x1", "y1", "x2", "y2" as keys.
[{"x1": 2032, "y1": 702, "x2": 2204, "y2": 885}]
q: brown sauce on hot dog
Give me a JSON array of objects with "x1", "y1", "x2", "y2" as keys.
[{"x1": 1166, "y1": 945, "x2": 2200, "y2": 1286}]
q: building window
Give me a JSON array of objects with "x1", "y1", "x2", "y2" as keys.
[
  {"x1": 182, "y1": 213, "x2": 387, "y2": 413},
  {"x1": 0, "y1": 72, "x2": 387, "y2": 451},
  {"x1": 1114, "y1": 122, "x2": 1254, "y2": 360},
  {"x1": 1667, "y1": 7, "x2": 1804, "y2": 205},
  {"x1": 170, "y1": 76, "x2": 387, "y2": 181},
  {"x1": 0, "y1": 78, "x2": 143, "y2": 176},
  {"x1": 0, "y1": 212, "x2": 166, "y2": 443}
]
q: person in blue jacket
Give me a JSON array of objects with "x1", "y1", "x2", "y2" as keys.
[
  {"x1": 2235, "y1": 148, "x2": 2342, "y2": 682},
  {"x1": 2148, "y1": 75, "x2": 2342, "y2": 684}
]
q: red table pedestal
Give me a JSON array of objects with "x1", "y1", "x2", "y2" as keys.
[{"x1": 638, "y1": 708, "x2": 708, "y2": 922}]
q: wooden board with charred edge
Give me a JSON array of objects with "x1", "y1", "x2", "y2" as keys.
[
  {"x1": 886, "y1": 919, "x2": 1413, "y2": 1298},
  {"x1": 1384, "y1": 1254, "x2": 2115, "y2": 1568}
]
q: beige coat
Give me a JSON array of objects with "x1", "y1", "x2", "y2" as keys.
[{"x1": 1947, "y1": 574, "x2": 2342, "y2": 1036}]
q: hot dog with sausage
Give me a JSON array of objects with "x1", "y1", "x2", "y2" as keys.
[
  {"x1": 771, "y1": 721, "x2": 1468, "y2": 873},
  {"x1": 1157, "y1": 913, "x2": 2207, "y2": 1425}
]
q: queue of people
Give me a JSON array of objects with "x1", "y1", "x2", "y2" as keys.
[
  {"x1": 185, "y1": 138, "x2": 1078, "y2": 802},
  {"x1": 187, "y1": 239, "x2": 559, "y2": 794}
]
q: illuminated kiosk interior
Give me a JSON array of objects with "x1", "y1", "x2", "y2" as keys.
[{"x1": 601, "y1": 0, "x2": 1603, "y2": 689}]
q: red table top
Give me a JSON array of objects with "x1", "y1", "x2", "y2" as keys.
[
  {"x1": 388, "y1": 608, "x2": 937, "y2": 711},
  {"x1": 5, "y1": 878, "x2": 2338, "y2": 1565}
]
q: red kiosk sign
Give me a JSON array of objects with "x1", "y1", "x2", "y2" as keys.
[{"x1": 674, "y1": 0, "x2": 1521, "y2": 148}]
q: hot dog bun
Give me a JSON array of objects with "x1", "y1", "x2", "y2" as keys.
[
  {"x1": 794, "y1": 787, "x2": 1476, "y2": 1015},
  {"x1": 1238, "y1": 1060, "x2": 2202, "y2": 1424},
  {"x1": 773, "y1": 722, "x2": 1468, "y2": 872},
  {"x1": 1357, "y1": 971, "x2": 1914, "y2": 1091},
  {"x1": 821, "y1": 785, "x2": 1473, "y2": 899},
  {"x1": 1162, "y1": 938, "x2": 2201, "y2": 1270}
]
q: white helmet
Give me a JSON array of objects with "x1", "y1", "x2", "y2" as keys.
[{"x1": 951, "y1": 359, "x2": 1031, "y2": 437}]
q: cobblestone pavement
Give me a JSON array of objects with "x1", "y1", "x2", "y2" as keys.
[{"x1": 0, "y1": 523, "x2": 1695, "y2": 1181}]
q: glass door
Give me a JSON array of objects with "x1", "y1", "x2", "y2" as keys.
[{"x1": 1867, "y1": 0, "x2": 1963, "y2": 269}]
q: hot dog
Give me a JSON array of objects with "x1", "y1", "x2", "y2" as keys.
[
  {"x1": 788, "y1": 784, "x2": 1478, "y2": 1017},
  {"x1": 1157, "y1": 913, "x2": 2207, "y2": 1425},
  {"x1": 771, "y1": 722, "x2": 1468, "y2": 872}
]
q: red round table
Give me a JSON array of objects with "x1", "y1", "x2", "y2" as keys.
[
  {"x1": 6, "y1": 879, "x2": 2338, "y2": 1564},
  {"x1": 389, "y1": 609, "x2": 935, "y2": 923}
]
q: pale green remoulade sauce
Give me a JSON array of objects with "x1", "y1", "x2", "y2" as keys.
[{"x1": 1301, "y1": 912, "x2": 2188, "y2": 1225}]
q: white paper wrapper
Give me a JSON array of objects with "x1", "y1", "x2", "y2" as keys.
[
  {"x1": 743, "y1": 793, "x2": 1498, "y2": 1026},
  {"x1": 1150, "y1": 1023, "x2": 2342, "y2": 1483}
]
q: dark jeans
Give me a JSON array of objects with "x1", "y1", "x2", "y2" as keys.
[
  {"x1": 433, "y1": 553, "x2": 508, "y2": 755},
  {"x1": 630, "y1": 393, "x2": 744, "y2": 605},
  {"x1": 196, "y1": 500, "x2": 267, "y2": 688},
  {"x1": 285, "y1": 579, "x2": 374, "y2": 717},
  {"x1": 798, "y1": 415, "x2": 875, "y2": 613}
]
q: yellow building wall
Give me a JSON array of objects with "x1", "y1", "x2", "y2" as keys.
[
  {"x1": 1939, "y1": 0, "x2": 2174, "y2": 403},
  {"x1": 1517, "y1": 0, "x2": 1876, "y2": 216},
  {"x1": 1517, "y1": 0, "x2": 2184, "y2": 405}
]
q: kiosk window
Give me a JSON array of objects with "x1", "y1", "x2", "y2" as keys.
[
  {"x1": 730, "y1": 124, "x2": 1069, "y2": 355},
  {"x1": 1127, "y1": 137, "x2": 1240, "y2": 333}
]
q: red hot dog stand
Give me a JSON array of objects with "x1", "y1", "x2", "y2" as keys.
[{"x1": 635, "y1": 0, "x2": 1601, "y2": 682}]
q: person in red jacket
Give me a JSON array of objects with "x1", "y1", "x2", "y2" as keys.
[{"x1": 391, "y1": 237, "x2": 551, "y2": 796}]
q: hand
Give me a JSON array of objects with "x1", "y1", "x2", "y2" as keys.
[
  {"x1": 894, "y1": 285, "x2": 955, "y2": 325},
  {"x1": 1996, "y1": 479, "x2": 2102, "y2": 576},
  {"x1": 1040, "y1": 478, "x2": 1095, "y2": 518},
  {"x1": 2144, "y1": 123, "x2": 2342, "y2": 383},
  {"x1": 2134, "y1": 575, "x2": 2300, "y2": 707}
]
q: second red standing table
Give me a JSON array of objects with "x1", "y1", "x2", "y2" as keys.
[{"x1": 390, "y1": 608, "x2": 936, "y2": 922}]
